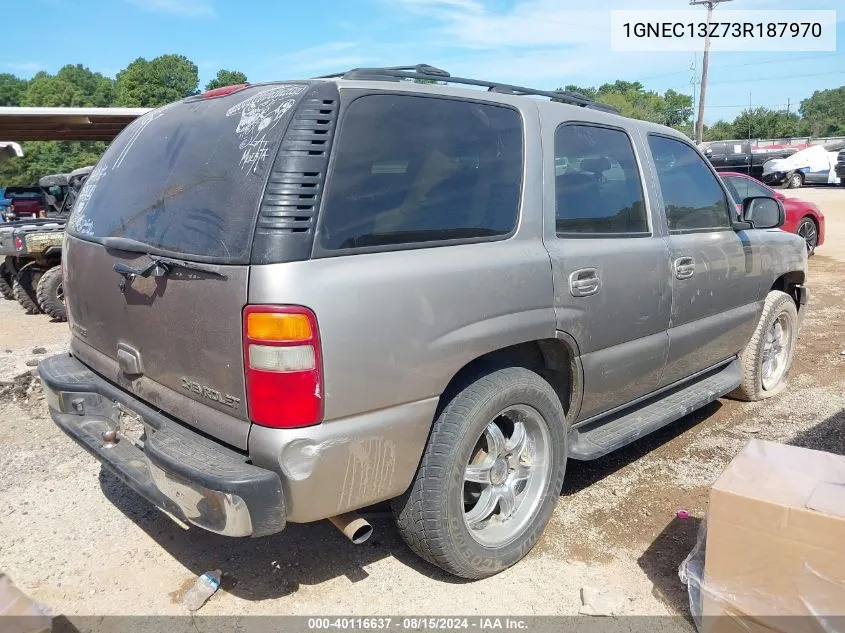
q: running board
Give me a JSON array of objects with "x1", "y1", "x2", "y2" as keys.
[{"x1": 568, "y1": 360, "x2": 741, "y2": 460}]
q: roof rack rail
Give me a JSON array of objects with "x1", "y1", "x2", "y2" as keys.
[{"x1": 315, "y1": 64, "x2": 619, "y2": 114}]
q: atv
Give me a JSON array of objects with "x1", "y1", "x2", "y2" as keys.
[{"x1": 0, "y1": 167, "x2": 93, "y2": 319}]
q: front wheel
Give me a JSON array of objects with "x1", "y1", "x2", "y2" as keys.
[
  {"x1": 0, "y1": 262, "x2": 13, "y2": 300},
  {"x1": 393, "y1": 366, "x2": 567, "y2": 579},
  {"x1": 786, "y1": 172, "x2": 803, "y2": 189},
  {"x1": 731, "y1": 290, "x2": 798, "y2": 401},
  {"x1": 796, "y1": 218, "x2": 819, "y2": 256}
]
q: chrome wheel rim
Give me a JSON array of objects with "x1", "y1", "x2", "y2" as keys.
[
  {"x1": 797, "y1": 220, "x2": 817, "y2": 253},
  {"x1": 761, "y1": 314, "x2": 792, "y2": 391},
  {"x1": 790, "y1": 174, "x2": 802, "y2": 188},
  {"x1": 462, "y1": 405, "x2": 551, "y2": 548}
]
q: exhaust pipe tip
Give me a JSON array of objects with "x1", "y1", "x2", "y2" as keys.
[{"x1": 328, "y1": 512, "x2": 373, "y2": 544}]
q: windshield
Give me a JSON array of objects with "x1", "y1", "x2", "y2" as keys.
[{"x1": 66, "y1": 83, "x2": 309, "y2": 263}]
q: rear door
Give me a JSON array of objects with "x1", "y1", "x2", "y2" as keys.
[
  {"x1": 63, "y1": 83, "x2": 311, "y2": 449},
  {"x1": 646, "y1": 134, "x2": 762, "y2": 386},
  {"x1": 544, "y1": 121, "x2": 671, "y2": 421}
]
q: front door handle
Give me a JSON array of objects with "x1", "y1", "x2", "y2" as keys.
[
  {"x1": 674, "y1": 257, "x2": 695, "y2": 280},
  {"x1": 569, "y1": 268, "x2": 600, "y2": 297}
]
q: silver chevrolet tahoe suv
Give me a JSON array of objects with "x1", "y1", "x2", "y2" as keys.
[{"x1": 40, "y1": 65, "x2": 809, "y2": 580}]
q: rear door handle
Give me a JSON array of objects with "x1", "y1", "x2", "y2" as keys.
[
  {"x1": 569, "y1": 268, "x2": 600, "y2": 297},
  {"x1": 674, "y1": 257, "x2": 695, "y2": 280}
]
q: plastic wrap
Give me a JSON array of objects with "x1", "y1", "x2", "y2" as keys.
[
  {"x1": 0, "y1": 573, "x2": 52, "y2": 633},
  {"x1": 678, "y1": 439, "x2": 845, "y2": 633}
]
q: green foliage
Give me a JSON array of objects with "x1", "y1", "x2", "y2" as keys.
[
  {"x1": 22, "y1": 65, "x2": 115, "y2": 107},
  {"x1": 116, "y1": 54, "x2": 199, "y2": 107},
  {"x1": 704, "y1": 107, "x2": 802, "y2": 141},
  {"x1": 799, "y1": 87, "x2": 845, "y2": 137},
  {"x1": 0, "y1": 73, "x2": 28, "y2": 106},
  {"x1": 205, "y1": 69, "x2": 248, "y2": 91},
  {"x1": 557, "y1": 82, "x2": 693, "y2": 128},
  {"x1": 0, "y1": 141, "x2": 108, "y2": 186}
]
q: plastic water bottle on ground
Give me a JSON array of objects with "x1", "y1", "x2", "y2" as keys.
[{"x1": 183, "y1": 569, "x2": 221, "y2": 612}]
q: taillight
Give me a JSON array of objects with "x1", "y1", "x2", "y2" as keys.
[
  {"x1": 14, "y1": 236, "x2": 23, "y2": 251},
  {"x1": 243, "y1": 306, "x2": 323, "y2": 428}
]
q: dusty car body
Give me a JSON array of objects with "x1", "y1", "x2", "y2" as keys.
[{"x1": 39, "y1": 67, "x2": 808, "y2": 579}]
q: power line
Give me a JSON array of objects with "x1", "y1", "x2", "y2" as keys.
[{"x1": 639, "y1": 53, "x2": 841, "y2": 82}]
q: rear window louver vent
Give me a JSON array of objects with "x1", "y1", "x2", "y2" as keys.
[{"x1": 251, "y1": 82, "x2": 340, "y2": 264}]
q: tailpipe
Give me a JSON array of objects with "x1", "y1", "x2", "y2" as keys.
[{"x1": 328, "y1": 512, "x2": 373, "y2": 544}]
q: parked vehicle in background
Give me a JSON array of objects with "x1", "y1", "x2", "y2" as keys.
[
  {"x1": 762, "y1": 145, "x2": 841, "y2": 189},
  {"x1": 0, "y1": 168, "x2": 90, "y2": 315},
  {"x1": 2, "y1": 186, "x2": 44, "y2": 221},
  {"x1": 39, "y1": 67, "x2": 808, "y2": 580},
  {"x1": 0, "y1": 187, "x2": 11, "y2": 221},
  {"x1": 702, "y1": 141, "x2": 803, "y2": 180},
  {"x1": 836, "y1": 149, "x2": 845, "y2": 186},
  {"x1": 721, "y1": 172, "x2": 825, "y2": 255}
]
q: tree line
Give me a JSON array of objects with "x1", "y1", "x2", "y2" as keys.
[
  {"x1": 1, "y1": 55, "x2": 843, "y2": 186},
  {"x1": 0, "y1": 56, "x2": 246, "y2": 185},
  {"x1": 561, "y1": 81, "x2": 845, "y2": 143}
]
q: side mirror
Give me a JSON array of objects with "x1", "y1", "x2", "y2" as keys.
[{"x1": 742, "y1": 196, "x2": 785, "y2": 230}]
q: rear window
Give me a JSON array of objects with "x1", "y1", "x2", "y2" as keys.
[
  {"x1": 318, "y1": 94, "x2": 523, "y2": 251},
  {"x1": 67, "y1": 83, "x2": 309, "y2": 263}
]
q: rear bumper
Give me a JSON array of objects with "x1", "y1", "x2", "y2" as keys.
[{"x1": 39, "y1": 354, "x2": 285, "y2": 537}]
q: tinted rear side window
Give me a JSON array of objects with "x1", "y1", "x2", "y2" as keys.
[
  {"x1": 67, "y1": 83, "x2": 309, "y2": 263},
  {"x1": 554, "y1": 124, "x2": 648, "y2": 236},
  {"x1": 318, "y1": 94, "x2": 522, "y2": 250}
]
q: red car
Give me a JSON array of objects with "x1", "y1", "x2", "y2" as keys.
[
  {"x1": 721, "y1": 171, "x2": 825, "y2": 255},
  {"x1": 2, "y1": 187, "x2": 44, "y2": 221}
]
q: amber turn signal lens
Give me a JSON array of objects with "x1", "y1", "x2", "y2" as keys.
[{"x1": 247, "y1": 312, "x2": 312, "y2": 342}]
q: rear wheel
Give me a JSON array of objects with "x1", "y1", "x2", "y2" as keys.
[
  {"x1": 0, "y1": 263, "x2": 13, "y2": 300},
  {"x1": 36, "y1": 265, "x2": 66, "y2": 321},
  {"x1": 12, "y1": 263, "x2": 44, "y2": 315},
  {"x1": 731, "y1": 290, "x2": 798, "y2": 401},
  {"x1": 786, "y1": 172, "x2": 803, "y2": 189},
  {"x1": 796, "y1": 217, "x2": 819, "y2": 256},
  {"x1": 392, "y1": 366, "x2": 567, "y2": 579}
]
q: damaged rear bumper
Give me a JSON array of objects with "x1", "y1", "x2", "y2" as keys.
[{"x1": 39, "y1": 353, "x2": 285, "y2": 537}]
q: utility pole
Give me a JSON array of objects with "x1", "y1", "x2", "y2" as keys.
[{"x1": 691, "y1": 0, "x2": 733, "y2": 144}]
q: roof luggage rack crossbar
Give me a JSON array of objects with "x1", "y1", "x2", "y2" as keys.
[{"x1": 315, "y1": 64, "x2": 619, "y2": 113}]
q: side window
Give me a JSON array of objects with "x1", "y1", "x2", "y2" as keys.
[
  {"x1": 729, "y1": 176, "x2": 771, "y2": 202},
  {"x1": 648, "y1": 135, "x2": 732, "y2": 232},
  {"x1": 554, "y1": 125, "x2": 649, "y2": 236},
  {"x1": 319, "y1": 95, "x2": 523, "y2": 250}
]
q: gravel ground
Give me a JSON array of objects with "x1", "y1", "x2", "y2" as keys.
[{"x1": 0, "y1": 186, "x2": 843, "y2": 621}]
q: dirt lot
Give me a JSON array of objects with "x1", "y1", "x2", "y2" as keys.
[{"x1": 1, "y1": 186, "x2": 843, "y2": 619}]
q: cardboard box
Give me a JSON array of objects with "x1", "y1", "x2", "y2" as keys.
[{"x1": 701, "y1": 440, "x2": 845, "y2": 633}]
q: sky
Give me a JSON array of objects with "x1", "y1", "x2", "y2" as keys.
[{"x1": 3, "y1": 0, "x2": 844, "y2": 125}]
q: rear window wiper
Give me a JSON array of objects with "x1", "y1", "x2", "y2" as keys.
[{"x1": 104, "y1": 237, "x2": 227, "y2": 288}]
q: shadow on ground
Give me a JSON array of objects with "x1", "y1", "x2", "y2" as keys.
[
  {"x1": 561, "y1": 402, "x2": 723, "y2": 497},
  {"x1": 98, "y1": 470, "x2": 463, "y2": 602},
  {"x1": 637, "y1": 516, "x2": 702, "y2": 618},
  {"x1": 790, "y1": 407, "x2": 845, "y2": 456}
]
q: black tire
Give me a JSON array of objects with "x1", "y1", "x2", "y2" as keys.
[
  {"x1": 12, "y1": 263, "x2": 44, "y2": 315},
  {"x1": 796, "y1": 217, "x2": 819, "y2": 256},
  {"x1": 392, "y1": 366, "x2": 567, "y2": 579},
  {"x1": 36, "y1": 265, "x2": 66, "y2": 321},
  {"x1": 0, "y1": 263, "x2": 13, "y2": 300},
  {"x1": 731, "y1": 290, "x2": 798, "y2": 402},
  {"x1": 786, "y1": 172, "x2": 803, "y2": 189}
]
